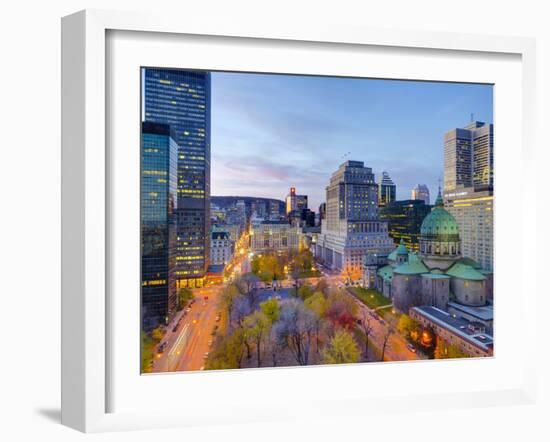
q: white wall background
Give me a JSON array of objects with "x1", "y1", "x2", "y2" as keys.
[{"x1": 0, "y1": 0, "x2": 547, "y2": 440}]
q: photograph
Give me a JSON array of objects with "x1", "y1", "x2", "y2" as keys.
[{"x1": 140, "y1": 67, "x2": 494, "y2": 373}]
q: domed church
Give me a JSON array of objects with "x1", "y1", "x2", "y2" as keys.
[{"x1": 366, "y1": 190, "x2": 491, "y2": 314}]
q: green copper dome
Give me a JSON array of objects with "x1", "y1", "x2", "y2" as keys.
[
  {"x1": 395, "y1": 238, "x2": 408, "y2": 255},
  {"x1": 420, "y1": 190, "x2": 460, "y2": 239},
  {"x1": 420, "y1": 207, "x2": 460, "y2": 236}
]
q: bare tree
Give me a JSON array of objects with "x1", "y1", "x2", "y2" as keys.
[
  {"x1": 358, "y1": 309, "x2": 373, "y2": 361},
  {"x1": 241, "y1": 272, "x2": 261, "y2": 307},
  {"x1": 274, "y1": 299, "x2": 316, "y2": 365},
  {"x1": 381, "y1": 327, "x2": 394, "y2": 362},
  {"x1": 231, "y1": 295, "x2": 253, "y2": 359}
]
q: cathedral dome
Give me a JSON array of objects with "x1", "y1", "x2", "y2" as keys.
[
  {"x1": 420, "y1": 207, "x2": 460, "y2": 238},
  {"x1": 420, "y1": 191, "x2": 459, "y2": 240},
  {"x1": 419, "y1": 189, "x2": 461, "y2": 262}
]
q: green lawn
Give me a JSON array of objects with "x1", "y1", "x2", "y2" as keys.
[{"x1": 349, "y1": 287, "x2": 392, "y2": 310}]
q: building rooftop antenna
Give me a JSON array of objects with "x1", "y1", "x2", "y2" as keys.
[{"x1": 470, "y1": 112, "x2": 474, "y2": 122}]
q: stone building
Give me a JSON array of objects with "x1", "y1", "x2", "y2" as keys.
[
  {"x1": 250, "y1": 220, "x2": 301, "y2": 254},
  {"x1": 210, "y1": 231, "x2": 234, "y2": 265},
  {"x1": 365, "y1": 190, "x2": 493, "y2": 314},
  {"x1": 316, "y1": 161, "x2": 394, "y2": 280}
]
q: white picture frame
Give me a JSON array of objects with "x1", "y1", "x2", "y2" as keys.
[{"x1": 61, "y1": 9, "x2": 538, "y2": 433}]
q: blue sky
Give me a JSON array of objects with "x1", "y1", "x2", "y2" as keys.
[{"x1": 211, "y1": 72, "x2": 493, "y2": 209}]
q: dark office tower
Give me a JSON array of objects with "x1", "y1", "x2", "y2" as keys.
[
  {"x1": 378, "y1": 171, "x2": 396, "y2": 207},
  {"x1": 379, "y1": 199, "x2": 432, "y2": 252},
  {"x1": 143, "y1": 68, "x2": 211, "y2": 288},
  {"x1": 318, "y1": 203, "x2": 326, "y2": 222},
  {"x1": 141, "y1": 122, "x2": 178, "y2": 330}
]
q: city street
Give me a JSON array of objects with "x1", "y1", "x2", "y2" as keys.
[{"x1": 153, "y1": 284, "x2": 223, "y2": 372}]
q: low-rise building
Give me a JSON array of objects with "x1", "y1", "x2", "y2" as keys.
[
  {"x1": 210, "y1": 231, "x2": 234, "y2": 265},
  {"x1": 410, "y1": 305, "x2": 493, "y2": 357},
  {"x1": 250, "y1": 220, "x2": 301, "y2": 253}
]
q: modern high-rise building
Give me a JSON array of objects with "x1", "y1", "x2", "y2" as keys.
[
  {"x1": 379, "y1": 199, "x2": 432, "y2": 252},
  {"x1": 285, "y1": 187, "x2": 308, "y2": 215},
  {"x1": 316, "y1": 161, "x2": 394, "y2": 279},
  {"x1": 443, "y1": 121, "x2": 494, "y2": 271},
  {"x1": 472, "y1": 123, "x2": 494, "y2": 191},
  {"x1": 141, "y1": 122, "x2": 178, "y2": 329},
  {"x1": 444, "y1": 121, "x2": 494, "y2": 192},
  {"x1": 411, "y1": 184, "x2": 430, "y2": 205},
  {"x1": 143, "y1": 68, "x2": 211, "y2": 288},
  {"x1": 444, "y1": 186, "x2": 494, "y2": 271},
  {"x1": 378, "y1": 171, "x2": 396, "y2": 207}
]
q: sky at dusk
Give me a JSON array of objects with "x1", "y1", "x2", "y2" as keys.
[{"x1": 210, "y1": 72, "x2": 493, "y2": 210}]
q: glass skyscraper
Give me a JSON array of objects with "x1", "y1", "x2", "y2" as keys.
[
  {"x1": 378, "y1": 171, "x2": 396, "y2": 207},
  {"x1": 379, "y1": 199, "x2": 432, "y2": 252},
  {"x1": 143, "y1": 68, "x2": 211, "y2": 288},
  {"x1": 141, "y1": 122, "x2": 178, "y2": 329}
]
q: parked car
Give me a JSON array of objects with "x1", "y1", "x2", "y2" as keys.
[{"x1": 407, "y1": 343, "x2": 416, "y2": 353}]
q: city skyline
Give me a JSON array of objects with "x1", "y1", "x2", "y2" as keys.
[
  {"x1": 141, "y1": 68, "x2": 494, "y2": 373},
  {"x1": 211, "y1": 72, "x2": 493, "y2": 209}
]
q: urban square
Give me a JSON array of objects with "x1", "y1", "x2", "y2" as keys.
[{"x1": 140, "y1": 68, "x2": 494, "y2": 373}]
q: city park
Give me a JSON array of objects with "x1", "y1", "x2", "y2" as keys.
[{"x1": 142, "y1": 244, "x2": 469, "y2": 373}]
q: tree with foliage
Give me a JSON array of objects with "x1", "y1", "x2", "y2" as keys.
[
  {"x1": 141, "y1": 331, "x2": 155, "y2": 373},
  {"x1": 304, "y1": 291, "x2": 328, "y2": 353},
  {"x1": 296, "y1": 284, "x2": 314, "y2": 301},
  {"x1": 260, "y1": 298, "x2": 280, "y2": 323},
  {"x1": 397, "y1": 314, "x2": 420, "y2": 340},
  {"x1": 290, "y1": 250, "x2": 315, "y2": 275},
  {"x1": 251, "y1": 253, "x2": 285, "y2": 282},
  {"x1": 325, "y1": 290, "x2": 358, "y2": 330},
  {"x1": 290, "y1": 266, "x2": 303, "y2": 290},
  {"x1": 434, "y1": 336, "x2": 468, "y2": 359},
  {"x1": 419, "y1": 326, "x2": 436, "y2": 358},
  {"x1": 273, "y1": 299, "x2": 316, "y2": 365},
  {"x1": 151, "y1": 326, "x2": 165, "y2": 343},
  {"x1": 244, "y1": 311, "x2": 269, "y2": 367},
  {"x1": 177, "y1": 287, "x2": 194, "y2": 310},
  {"x1": 322, "y1": 330, "x2": 360, "y2": 364},
  {"x1": 205, "y1": 329, "x2": 247, "y2": 370}
]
